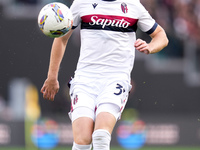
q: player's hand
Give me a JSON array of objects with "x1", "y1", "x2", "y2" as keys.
[
  {"x1": 41, "y1": 78, "x2": 59, "y2": 101},
  {"x1": 134, "y1": 39, "x2": 150, "y2": 54}
]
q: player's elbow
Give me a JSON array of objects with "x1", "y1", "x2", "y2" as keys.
[
  {"x1": 158, "y1": 28, "x2": 169, "y2": 50},
  {"x1": 160, "y1": 27, "x2": 169, "y2": 48},
  {"x1": 163, "y1": 35, "x2": 169, "y2": 48}
]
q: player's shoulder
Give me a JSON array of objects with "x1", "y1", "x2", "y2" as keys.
[
  {"x1": 71, "y1": 0, "x2": 93, "y2": 3},
  {"x1": 126, "y1": 0, "x2": 146, "y2": 11},
  {"x1": 122, "y1": 0, "x2": 141, "y2": 4},
  {"x1": 120, "y1": 0, "x2": 143, "y2": 10},
  {"x1": 70, "y1": 0, "x2": 82, "y2": 8},
  {"x1": 128, "y1": 0, "x2": 143, "y2": 6},
  {"x1": 71, "y1": 0, "x2": 81, "y2": 3},
  {"x1": 71, "y1": 0, "x2": 81, "y2": 5},
  {"x1": 71, "y1": 0, "x2": 95, "y2": 7}
]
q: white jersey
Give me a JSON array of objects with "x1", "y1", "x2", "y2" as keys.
[{"x1": 70, "y1": 0, "x2": 157, "y2": 81}]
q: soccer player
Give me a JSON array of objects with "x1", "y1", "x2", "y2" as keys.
[{"x1": 41, "y1": 0, "x2": 169, "y2": 150}]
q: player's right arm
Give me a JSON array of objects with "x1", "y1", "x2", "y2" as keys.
[{"x1": 41, "y1": 29, "x2": 74, "y2": 101}]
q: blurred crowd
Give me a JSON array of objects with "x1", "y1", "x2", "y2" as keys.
[{"x1": 141, "y1": 0, "x2": 200, "y2": 48}]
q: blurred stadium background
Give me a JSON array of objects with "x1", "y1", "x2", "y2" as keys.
[{"x1": 0, "y1": 0, "x2": 200, "y2": 150}]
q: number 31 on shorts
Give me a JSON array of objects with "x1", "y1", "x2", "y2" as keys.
[{"x1": 114, "y1": 83, "x2": 125, "y2": 95}]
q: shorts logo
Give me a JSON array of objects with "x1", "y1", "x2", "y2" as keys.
[
  {"x1": 73, "y1": 95, "x2": 78, "y2": 105},
  {"x1": 121, "y1": 2, "x2": 128, "y2": 14}
]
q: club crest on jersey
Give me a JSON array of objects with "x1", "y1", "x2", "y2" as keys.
[{"x1": 121, "y1": 2, "x2": 128, "y2": 13}]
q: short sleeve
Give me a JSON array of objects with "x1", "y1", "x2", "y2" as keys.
[
  {"x1": 137, "y1": 3, "x2": 157, "y2": 34},
  {"x1": 70, "y1": 0, "x2": 81, "y2": 29}
]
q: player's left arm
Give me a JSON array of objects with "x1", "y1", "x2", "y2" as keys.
[{"x1": 134, "y1": 25, "x2": 169, "y2": 54}]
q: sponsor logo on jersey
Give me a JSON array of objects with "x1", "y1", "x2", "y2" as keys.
[
  {"x1": 90, "y1": 16, "x2": 130, "y2": 28},
  {"x1": 121, "y1": 2, "x2": 128, "y2": 13},
  {"x1": 81, "y1": 14, "x2": 138, "y2": 32}
]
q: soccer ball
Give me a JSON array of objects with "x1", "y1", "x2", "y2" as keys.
[{"x1": 38, "y1": 2, "x2": 73, "y2": 38}]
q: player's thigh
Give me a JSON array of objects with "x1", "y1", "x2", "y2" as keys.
[
  {"x1": 94, "y1": 112, "x2": 116, "y2": 134},
  {"x1": 72, "y1": 117, "x2": 94, "y2": 145},
  {"x1": 94, "y1": 103, "x2": 120, "y2": 134}
]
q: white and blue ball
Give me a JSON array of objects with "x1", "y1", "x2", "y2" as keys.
[{"x1": 38, "y1": 2, "x2": 73, "y2": 38}]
